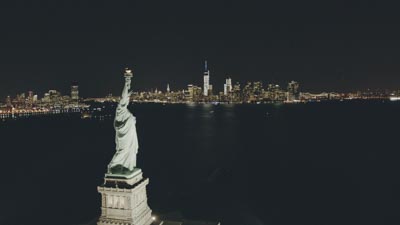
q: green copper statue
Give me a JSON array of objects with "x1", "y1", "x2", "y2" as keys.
[{"x1": 108, "y1": 68, "x2": 138, "y2": 175}]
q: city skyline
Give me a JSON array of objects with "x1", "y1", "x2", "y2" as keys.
[
  {"x1": 2, "y1": 61, "x2": 400, "y2": 101},
  {"x1": 2, "y1": 67, "x2": 396, "y2": 120},
  {"x1": 2, "y1": 75, "x2": 398, "y2": 103},
  {"x1": 2, "y1": 2, "x2": 400, "y2": 98}
]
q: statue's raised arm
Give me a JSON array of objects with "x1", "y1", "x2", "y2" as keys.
[
  {"x1": 108, "y1": 68, "x2": 139, "y2": 176},
  {"x1": 119, "y1": 68, "x2": 133, "y2": 109}
]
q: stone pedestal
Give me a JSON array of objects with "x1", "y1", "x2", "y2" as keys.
[{"x1": 97, "y1": 169, "x2": 153, "y2": 225}]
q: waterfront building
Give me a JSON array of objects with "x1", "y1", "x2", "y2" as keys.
[
  {"x1": 6, "y1": 95, "x2": 12, "y2": 107},
  {"x1": 242, "y1": 82, "x2": 253, "y2": 102},
  {"x1": 265, "y1": 84, "x2": 286, "y2": 102},
  {"x1": 48, "y1": 90, "x2": 61, "y2": 106},
  {"x1": 253, "y1": 81, "x2": 263, "y2": 101},
  {"x1": 71, "y1": 82, "x2": 79, "y2": 106},
  {"x1": 187, "y1": 84, "x2": 202, "y2": 102},
  {"x1": 42, "y1": 93, "x2": 50, "y2": 104},
  {"x1": 232, "y1": 82, "x2": 241, "y2": 102},
  {"x1": 287, "y1": 81, "x2": 300, "y2": 102},
  {"x1": 28, "y1": 91, "x2": 34, "y2": 106},
  {"x1": 203, "y1": 60, "x2": 210, "y2": 96},
  {"x1": 208, "y1": 84, "x2": 213, "y2": 96},
  {"x1": 224, "y1": 78, "x2": 232, "y2": 96}
]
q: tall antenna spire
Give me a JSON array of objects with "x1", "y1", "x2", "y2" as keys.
[{"x1": 205, "y1": 60, "x2": 208, "y2": 71}]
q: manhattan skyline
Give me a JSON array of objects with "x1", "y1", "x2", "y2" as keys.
[
  {"x1": 1, "y1": 70, "x2": 396, "y2": 102},
  {"x1": 1, "y1": 1, "x2": 400, "y2": 98}
]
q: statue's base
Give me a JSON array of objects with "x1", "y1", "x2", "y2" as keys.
[
  {"x1": 105, "y1": 168, "x2": 143, "y2": 186},
  {"x1": 97, "y1": 168, "x2": 153, "y2": 225}
]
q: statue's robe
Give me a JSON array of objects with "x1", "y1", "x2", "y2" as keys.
[{"x1": 108, "y1": 104, "x2": 138, "y2": 172}]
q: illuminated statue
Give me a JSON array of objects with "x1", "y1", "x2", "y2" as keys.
[{"x1": 108, "y1": 68, "x2": 138, "y2": 175}]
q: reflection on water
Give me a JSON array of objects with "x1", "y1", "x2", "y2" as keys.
[{"x1": 1, "y1": 102, "x2": 400, "y2": 225}]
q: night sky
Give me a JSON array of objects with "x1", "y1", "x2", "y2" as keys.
[{"x1": 1, "y1": 1, "x2": 400, "y2": 98}]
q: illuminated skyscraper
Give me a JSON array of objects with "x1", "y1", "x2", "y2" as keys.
[
  {"x1": 71, "y1": 82, "x2": 79, "y2": 106},
  {"x1": 266, "y1": 84, "x2": 285, "y2": 101},
  {"x1": 253, "y1": 81, "x2": 263, "y2": 99},
  {"x1": 287, "y1": 81, "x2": 300, "y2": 102},
  {"x1": 203, "y1": 60, "x2": 210, "y2": 96},
  {"x1": 48, "y1": 90, "x2": 61, "y2": 107},
  {"x1": 243, "y1": 82, "x2": 253, "y2": 102},
  {"x1": 6, "y1": 95, "x2": 12, "y2": 107},
  {"x1": 224, "y1": 78, "x2": 232, "y2": 96},
  {"x1": 208, "y1": 84, "x2": 213, "y2": 96},
  {"x1": 28, "y1": 91, "x2": 33, "y2": 100},
  {"x1": 43, "y1": 93, "x2": 50, "y2": 104},
  {"x1": 28, "y1": 91, "x2": 34, "y2": 107},
  {"x1": 71, "y1": 82, "x2": 79, "y2": 100},
  {"x1": 232, "y1": 82, "x2": 241, "y2": 102},
  {"x1": 187, "y1": 84, "x2": 194, "y2": 101},
  {"x1": 167, "y1": 83, "x2": 170, "y2": 93},
  {"x1": 187, "y1": 84, "x2": 202, "y2": 101}
]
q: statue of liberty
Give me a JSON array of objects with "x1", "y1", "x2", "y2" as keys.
[{"x1": 107, "y1": 68, "x2": 138, "y2": 175}]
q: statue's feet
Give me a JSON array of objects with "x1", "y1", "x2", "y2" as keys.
[{"x1": 109, "y1": 165, "x2": 134, "y2": 175}]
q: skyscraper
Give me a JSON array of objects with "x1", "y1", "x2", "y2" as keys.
[
  {"x1": 43, "y1": 93, "x2": 50, "y2": 104},
  {"x1": 28, "y1": 91, "x2": 33, "y2": 100},
  {"x1": 187, "y1": 84, "x2": 194, "y2": 101},
  {"x1": 266, "y1": 84, "x2": 285, "y2": 102},
  {"x1": 287, "y1": 81, "x2": 300, "y2": 102},
  {"x1": 187, "y1": 84, "x2": 202, "y2": 102},
  {"x1": 71, "y1": 82, "x2": 79, "y2": 106},
  {"x1": 243, "y1": 82, "x2": 253, "y2": 102},
  {"x1": 203, "y1": 60, "x2": 210, "y2": 96},
  {"x1": 232, "y1": 82, "x2": 241, "y2": 102},
  {"x1": 253, "y1": 81, "x2": 263, "y2": 100},
  {"x1": 28, "y1": 91, "x2": 34, "y2": 107},
  {"x1": 224, "y1": 78, "x2": 232, "y2": 96},
  {"x1": 6, "y1": 95, "x2": 12, "y2": 108},
  {"x1": 71, "y1": 82, "x2": 79, "y2": 100}
]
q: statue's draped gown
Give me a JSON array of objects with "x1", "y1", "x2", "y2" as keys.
[{"x1": 108, "y1": 78, "x2": 138, "y2": 172}]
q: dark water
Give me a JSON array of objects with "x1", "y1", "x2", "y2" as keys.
[{"x1": 1, "y1": 102, "x2": 400, "y2": 225}]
